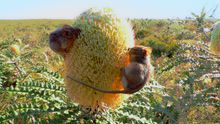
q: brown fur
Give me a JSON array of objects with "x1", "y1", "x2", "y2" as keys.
[{"x1": 49, "y1": 25, "x2": 81, "y2": 57}]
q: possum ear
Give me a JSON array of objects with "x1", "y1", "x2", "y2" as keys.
[
  {"x1": 63, "y1": 24, "x2": 72, "y2": 29},
  {"x1": 62, "y1": 25, "x2": 81, "y2": 39},
  {"x1": 144, "y1": 47, "x2": 152, "y2": 56},
  {"x1": 72, "y1": 27, "x2": 81, "y2": 39}
]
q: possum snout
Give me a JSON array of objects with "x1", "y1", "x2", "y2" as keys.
[
  {"x1": 49, "y1": 25, "x2": 81, "y2": 57},
  {"x1": 49, "y1": 31, "x2": 61, "y2": 53}
]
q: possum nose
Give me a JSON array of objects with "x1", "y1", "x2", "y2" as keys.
[
  {"x1": 49, "y1": 32, "x2": 59, "y2": 50},
  {"x1": 49, "y1": 32, "x2": 58, "y2": 42}
]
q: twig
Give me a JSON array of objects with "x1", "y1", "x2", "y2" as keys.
[
  {"x1": 30, "y1": 115, "x2": 36, "y2": 124},
  {"x1": 7, "y1": 61, "x2": 25, "y2": 77}
]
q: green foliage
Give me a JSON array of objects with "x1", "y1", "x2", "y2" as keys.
[
  {"x1": 191, "y1": 7, "x2": 217, "y2": 41},
  {"x1": 132, "y1": 19, "x2": 196, "y2": 58},
  {"x1": 155, "y1": 41, "x2": 220, "y2": 123},
  {"x1": 141, "y1": 38, "x2": 178, "y2": 58},
  {"x1": 0, "y1": 60, "x2": 164, "y2": 123}
]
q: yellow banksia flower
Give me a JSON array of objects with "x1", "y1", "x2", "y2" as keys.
[{"x1": 64, "y1": 8, "x2": 135, "y2": 109}]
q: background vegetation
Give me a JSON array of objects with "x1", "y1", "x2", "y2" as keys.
[{"x1": 0, "y1": 12, "x2": 219, "y2": 123}]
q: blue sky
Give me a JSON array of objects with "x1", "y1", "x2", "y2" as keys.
[{"x1": 0, "y1": 0, "x2": 219, "y2": 19}]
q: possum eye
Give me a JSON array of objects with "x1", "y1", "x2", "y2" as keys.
[{"x1": 62, "y1": 30, "x2": 73, "y2": 38}]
